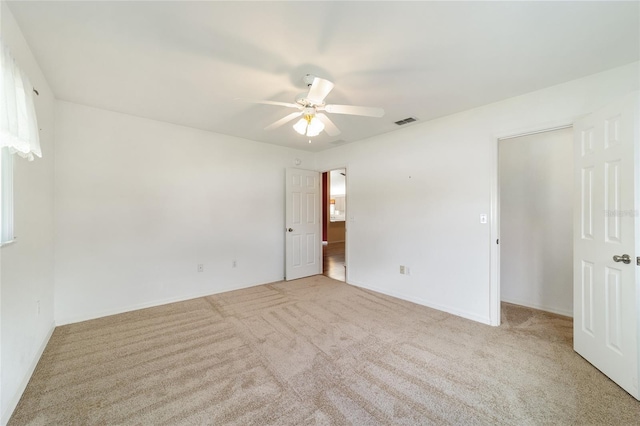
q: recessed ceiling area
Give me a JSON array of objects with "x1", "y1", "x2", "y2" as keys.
[{"x1": 7, "y1": 1, "x2": 639, "y2": 151}]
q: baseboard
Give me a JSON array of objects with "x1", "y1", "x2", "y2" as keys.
[
  {"x1": 55, "y1": 279, "x2": 279, "y2": 326},
  {"x1": 2, "y1": 322, "x2": 55, "y2": 426},
  {"x1": 346, "y1": 280, "x2": 492, "y2": 325},
  {"x1": 501, "y1": 297, "x2": 573, "y2": 318}
]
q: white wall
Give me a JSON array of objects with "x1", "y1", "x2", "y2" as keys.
[
  {"x1": 1, "y1": 4, "x2": 56, "y2": 423},
  {"x1": 54, "y1": 102, "x2": 315, "y2": 325},
  {"x1": 499, "y1": 128, "x2": 573, "y2": 316},
  {"x1": 330, "y1": 169, "x2": 346, "y2": 196},
  {"x1": 316, "y1": 62, "x2": 639, "y2": 325}
]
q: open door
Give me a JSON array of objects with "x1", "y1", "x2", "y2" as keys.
[
  {"x1": 285, "y1": 168, "x2": 321, "y2": 280},
  {"x1": 573, "y1": 92, "x2": 639, "y2": 399}
]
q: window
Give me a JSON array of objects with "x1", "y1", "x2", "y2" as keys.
[
  {"x1": 0, "y1": 40, "x2": 41, "y2": 245},
  {"x1": 0, "y1": 147, "x2": 13, "y2": 244}
]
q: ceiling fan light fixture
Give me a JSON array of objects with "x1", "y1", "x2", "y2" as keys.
[
  {"x1": 293, "y1": 114, "x2": 324, "y2": 137},
  {"x1": 307, "y1": 116, "x2": 324, "y2": 136},
  {"x1": 293, "y1": 118, "x2": 308, "y2": 135}
]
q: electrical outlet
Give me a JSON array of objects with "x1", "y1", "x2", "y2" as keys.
[
  {"x1": 197, "y1": 264, "x2": 204, "y2": 273},
  {"x1": 400, "y1": 265, "x2": 405, "y2": 274},
  {"x1": 232, "y1": 260, "x2": 237, "y2": 268}
]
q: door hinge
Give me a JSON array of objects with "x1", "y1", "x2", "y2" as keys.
[{"x1": 637, "y1": 256, "x2": 640, "y2": 266}]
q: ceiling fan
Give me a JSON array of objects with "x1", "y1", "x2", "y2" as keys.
[{"x1": 243, "y1": 74, "x2": 385, "y2": 138}]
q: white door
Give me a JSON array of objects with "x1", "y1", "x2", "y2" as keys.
[
  {"x1": 285, "y1": 168, "x2": 321, "y2": 280},
  {"x1": 574, "y1": 92, "x2": 639, "y2": 399}
]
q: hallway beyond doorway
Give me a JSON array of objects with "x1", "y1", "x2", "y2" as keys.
[{"x1": 323, "y1": 242, "x2": 345, "y2": 281}]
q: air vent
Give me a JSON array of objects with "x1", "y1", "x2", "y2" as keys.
[
  {"x1": 330, "y1": 139, "x2": 346, "y2": 145},
  {"x1": 394, "y1": 117, "x2": 417, "y2": 126}
]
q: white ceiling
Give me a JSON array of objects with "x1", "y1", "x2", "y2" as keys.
[{"x1": 7, "y1": 1, "x2": 639, "y2": 152}]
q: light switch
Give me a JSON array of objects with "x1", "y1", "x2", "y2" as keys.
[{"x1": 480, "y1": 214, "x2": 487, "y2": 224}]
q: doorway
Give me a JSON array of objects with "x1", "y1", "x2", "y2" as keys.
[
  {"x1": 322, "y1": 168, "x2": 346, "y2": 281},
  {"x1": 499, "y1": 127, "x2": 574, "y2": 316},
  {"x1": 491, "y1": 125, "x2": 575, "y2": 323},
  {"x1": 490, "y1": 95, "x2": 640, "y2": 399}
]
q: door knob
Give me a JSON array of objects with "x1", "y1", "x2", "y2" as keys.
[
  {"x1": 613, "y1": 254, "x2": 631, "y2": 264},
  {"x1": 287, "y1": 228, "x2": 294, "y2": 232}
]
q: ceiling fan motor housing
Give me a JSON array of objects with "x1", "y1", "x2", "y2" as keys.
[{"x1": 296, "y1": 93, "x2": 322, "y2": 109}]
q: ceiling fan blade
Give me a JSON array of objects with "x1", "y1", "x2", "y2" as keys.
[
  {"x1": 315, "y1": 113, "x2": 341, "y2": 136},
  {"x1": 324, "y1": 104, "x2": 385, "y2": 117},
  {"x1": 237, "y1": 98, "x2": 300, "y2": 109},
  {"x1": 264, "y1": 112, "x2": 302, "y2": 130},
  {"x1": 307, "y1": 77, "x2": 334, "y2": 104}
]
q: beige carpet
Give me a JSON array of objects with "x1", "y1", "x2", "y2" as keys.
[{"x1": 9, "y1": 275, "x2": 640, "y2": 425}]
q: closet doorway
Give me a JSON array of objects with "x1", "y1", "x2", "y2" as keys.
[
  {"x1": 499, "y1": 127, "x2": 573, "y2": 316},
  {"x1": 322, "y1": 168, "x2": 346, "y2": 281}
]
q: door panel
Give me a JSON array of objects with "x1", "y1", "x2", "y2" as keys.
[
  {"x1": 581, "y1": 260, "x2": 594, "y2": 336},
  {"x1": 573, "y1": 92, "x2": 639, "y2": 399},
  {"x1": 604, "y1": 266, "x2": 622, "y2": 354},
  {"x1": 581, "y1": 166, "x2": 594, "y2": 239},
  {"x1": 285, "y1": 168, "x2": 321, "y2": 280},
  {"x1": 604, "y1": 160, "x2": 621, "y2": 242}
]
